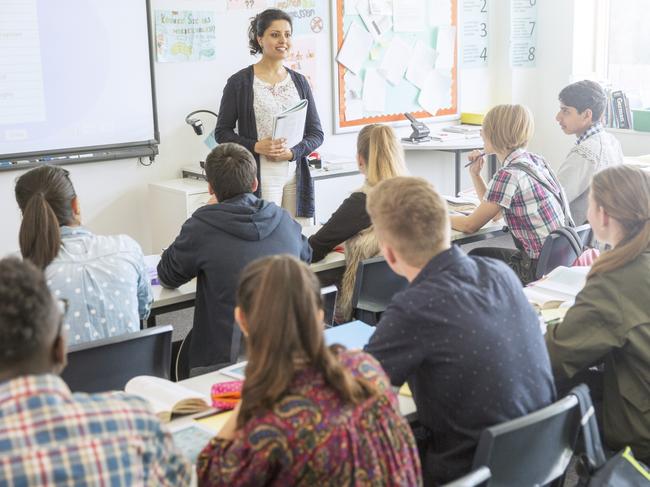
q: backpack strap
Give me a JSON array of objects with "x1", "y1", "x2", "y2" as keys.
[
  {"x1": 508, "y1": 160, "x2": 576, "y2": 228},
  {"x1": 554, "y1": 226, "x2": 583, "y2": 258}
]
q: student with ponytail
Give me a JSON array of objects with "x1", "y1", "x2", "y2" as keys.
[
  {"x1": 308, "y1": 124, "x2": 407, "y2": 321},
  {"x1": 15, "y1": 166, "x2": 152, "y2": 345},
  {"x1": 196, "y1": 255, "x2": 421, "y2": 486},
  {"x1": 545, "y1": 165, "x2": 650, "y2": 463}
]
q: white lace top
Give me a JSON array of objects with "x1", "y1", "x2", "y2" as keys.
[{"x1": 253, "y1": 73, "x2": 301, "y2": 146}]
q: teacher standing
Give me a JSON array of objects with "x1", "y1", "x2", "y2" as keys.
[{"x1": 215, "y1": 8, "x2": 324, "y2": 222}]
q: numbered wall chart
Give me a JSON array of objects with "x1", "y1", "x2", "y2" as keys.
[
  {"x1": 510, "y1": 0, "x2": 537, "y2": 67},
  {"x1": 461, "y1": 0, "x2": 488, "y2": 68}
]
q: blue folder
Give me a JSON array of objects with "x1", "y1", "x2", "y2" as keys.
[{"x1": 324, "y1": 320, "x2": 375, "y2": 350}]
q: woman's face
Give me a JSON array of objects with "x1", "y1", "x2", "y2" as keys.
[{"x1": 258, "y1": 19, "x2": 292, "y2": 60}]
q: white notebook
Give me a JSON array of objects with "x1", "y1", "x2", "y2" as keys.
[{"x1": 272, "y1": 99, "x2": 308, "y2": 148}]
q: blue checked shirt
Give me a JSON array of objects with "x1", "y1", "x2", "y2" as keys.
[
  {"x1": 0, "y1": 374, "x2": 191, "y2": 486},
  {"x1": 576, "y1": 122, "x2": 603, "y2": 145}
]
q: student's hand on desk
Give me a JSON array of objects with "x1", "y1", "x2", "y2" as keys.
[
  {"x1": 254, "y1": 137, "x2": 287, "y2": 158},
  {"x1": 466, "y1": 150, "x2": 485, "y2": 176}
]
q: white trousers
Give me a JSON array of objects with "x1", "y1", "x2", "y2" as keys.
[{"x1": 260, "y1": 158, "x2": 312, "y2": 226}]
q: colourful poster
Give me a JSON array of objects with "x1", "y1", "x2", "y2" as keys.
[
  {"x1": 274, "y1": 0, "x2": 326, "y2": 36},
  {"x1": 286, "y1": 35, "x2": 318, "y2": 89},
  {"x1": 227, "y1": 0, "x2": 267, "y2": 9},
  {"x1": 155, "y1": 10, "x2": 216, "y2": 62}
]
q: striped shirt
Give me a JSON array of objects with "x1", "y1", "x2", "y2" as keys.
[
  {"x1": 576, "y1": 122, "x2": 603, "y2": 145},
  {"x1": 0, "y1": 374, "x2": 191, "y2": 486},
  {"x1": 484, "y1": 149, "x2": 566, "y2": 259}
]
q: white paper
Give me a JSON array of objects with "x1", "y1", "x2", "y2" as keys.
[
  {"x1": 369, "y1": 0, "x2": 392, "y2": 15},
  {"x1": 344, "y1": 71, "x2": 363, "y2": 100},
  {"x1": 378, "y1": 36, "x2": 412, "y2": 85},
  {"x1": 428, "y1": 0, "x2": 452, "y2": 26},
  {"x1": 435, "y1": 26, "x2": 456, "y2": 70},
  {"x1": 362, "y1": 68, "x2": 386, "y2": 112},
  {"x1": 272, "y1": 99, "x2": 308, "y2": 147},
  {"x1": 357, "y1": 0, "x2": 385, "y2": 40},
  {"x1": 344, "y1": 0, "x2": 359, "y2": 15},
  {"x1": 345, "y1": 99, "x2": 364, "y2": 120},
  {"x1": 393, "y1": 0, "x2": 426, "y2": 32},
  {"x1": 405, "y1": 40, "x2": 438, "y2": 89},
  {"x1": 418, "y1": 69, "x2": 452, "y2": 115},
  {"x1": 336, "y1": 22, "x2": 374, "y2": 75},
  {"x1": 461, "y1": 0, "x2": 489, "y2": 68},
  {"x1": 511, "y1": 0, "x2": 537, "y2": 67}
]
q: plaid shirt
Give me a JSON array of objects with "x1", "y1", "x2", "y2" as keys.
[
  {"x1": 485, "y1": 149, "x2": 566, "y2": 259},
  {"x1": 0, "y1": 375, "x2": 191, "y2": 486},
  {"x1": 576, "y1": 122, "x2": 603, "y2": 145}
]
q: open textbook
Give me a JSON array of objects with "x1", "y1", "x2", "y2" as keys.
[
  {"x1": 523, "y1": 266, "x2": 590, "y2": 310},
  {"x1": 272, "y1": 99, "x2": 308, "y2": 148},
  {"x1": 125, "y1": 376, "x2": 212, "y2": 422}
]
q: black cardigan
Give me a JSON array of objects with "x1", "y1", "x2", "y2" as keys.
[
  {"x1": 214, "y1": 65, "x2": 324, "y2": 218},
  {"x1": 308, "y1": 191, "x2": 372, "y2": 262}
]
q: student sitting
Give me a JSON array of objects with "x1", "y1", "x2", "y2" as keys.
[
  {"x1": 364, "y1": 177, "x2": 556, "y2": 485},
  {"x1": 0, "y1": 257, "x2": 190, "y2": 486},
  {"x1": 158, "y1": 143, "x2": 311, "y2": 374},
  {"x1": 197, "y1": 255, "x2": 421, "y2": 486},
  {"x1": 545, "y1": 165, "x2": 650, "y2": 464},
  {"x1": 14, "y1": 165, "x2": 152, "y2": 345},
  {"x1": 450, "y1": 104, "x2": 572, "y2": 284},
  {"x1": 308, "y1": 124, "x2": 407, "y2": 321},
  {"x1": 556, "y1": 80, "x2": 623, "y2": 224}
]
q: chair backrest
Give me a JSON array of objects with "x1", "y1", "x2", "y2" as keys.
[
  {"x1": 471, "y1": 391, "x2": 583, "y2": 486},
  {"x1": 351, "y1": 256, "x2": 408, "y2": 317},
  {"x1": 175, "y1": 328, "x2": 193, "y2": 381},
  {"x1": 536, "y1": 223, "x2": 592, "y2": 279},
  {"x1": 321, "y1": 285, "x2": 338, "y2": 327},
  {"x1": 442, "y1": 467, "x2": 491, "y2": 487},
  {"x1": 61, "y1": 325, "x2": 173, "y2": 393}
]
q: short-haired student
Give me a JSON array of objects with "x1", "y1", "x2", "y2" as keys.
[
  {"x1": 215, "y1": 8, "x2": 323, "y2": 223},
  {"x1": 555, "y1": 80, "x2": 624, "y2": 224},
  {"x1": 308, "y1": 123, "x2": 408, "y2": 321},
  {"x1": 14, "y1": 165, "x2": 153, "y2": 345},
  {"x1": 158, "y1": 143, "x2": 311, "y2": 374},
  {"x1": 364, "y1": 177, "x2": 555, "y2": 485},
  {"x1": 450, "y1": 104, "x2": 573, "y2": 284},
  {"x1": 197, "y1": 255, "x2": 421, "y2": 486},
  {"x1": 0, "y1": 257, "x2": 190, "y2": 486},
  {"x1": 545, "y1": 165, "x2": 650, "y2": 464}
]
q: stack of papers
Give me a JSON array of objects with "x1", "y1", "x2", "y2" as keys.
[
  {"x1": 272, "y1": 99, "x2": 308, "y2": 148},
  {"x1": 443, "y1": 124, "x2": 482, "y2": 135},
  {"x1": 523, "y1": 266, "x2": 590, "y2": 310}
]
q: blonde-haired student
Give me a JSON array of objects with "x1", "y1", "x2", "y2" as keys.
[
  {"x1": 197, "y1": 255, "x2": 421, "y2": 486},
  {"x1": 308, "y1": 123, "x2": 408, "y2": 320},
  {"x1": 450, "y1": 104, "x2": 572, "y2": 284},
  {"x1": 545, "y1": 165, "x2": 650, "y2": 463}
]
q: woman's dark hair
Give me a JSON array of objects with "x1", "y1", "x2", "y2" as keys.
[
  {"x1": 248, "y1": 8, "x2": 292, "y2": 55},
  {"x1": 235, "y1": 255, "x2": 377, "y2": 428},
  {"x1": 15, "y1": 165, "x2": 77, "y2": 269}
]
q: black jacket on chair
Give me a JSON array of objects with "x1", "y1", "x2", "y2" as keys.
[{"x1": 157, "y1": 193, "x2": 312, "y2": 369}]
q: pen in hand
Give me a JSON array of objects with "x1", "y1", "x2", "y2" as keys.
[{"x1": 464, "y1": 151, "x2": 486, "y2": 168}]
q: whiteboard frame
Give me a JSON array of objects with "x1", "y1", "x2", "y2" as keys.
[{"x1": 330, "y1": 0, "x2": 460, "y2": 134}]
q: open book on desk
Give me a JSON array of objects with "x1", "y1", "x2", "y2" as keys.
[
  {"x1": 272, "y1": 99, "x2": 308, "y2": 148},
  {"x1": 125, "y1": 376, "x2": 212, "y2": 422},
  {"x1": 523, "y1": 266, "x2": 590, "y2": 310}
]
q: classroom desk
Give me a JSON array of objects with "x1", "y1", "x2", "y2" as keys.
[
  {"x1": 148, "y1": 223, "x2": 506, "y2": 327},
  {"x1": 402, "y1": 138, "x2": 497, "y2": 196}
]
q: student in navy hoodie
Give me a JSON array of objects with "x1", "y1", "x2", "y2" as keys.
[{"x1": 158, "y1": 143, "x2": 311, "y2": 374}]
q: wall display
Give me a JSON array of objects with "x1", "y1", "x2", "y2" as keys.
[
  {"x1": 155, "y1": 10, "x2": 216, "y2": 63},
  {"x1": 510, "y1": 0, "x2": 537, "y2": 67},
  {"x1": 332, "y1": 0, "x2": 459, "y2": 133},
  {"x1": 461, "y1": 0, "x2": 488, "y2": 68}
]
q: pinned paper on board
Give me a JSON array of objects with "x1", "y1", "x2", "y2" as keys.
[
  {"x1": 227, "y1": 0, "x2": 267, "y2": 9},
  {"x1": 393, "y1": 0, "x2": 426, "y2": 32},
  {"x1": 378, "y1": 36, "x2": 412, "y2": 85},
  {"x1": 345, "y1": 99, "x2": 364, "y2": 120},
  {"x1": 435, "y1": 25, "x2": 456, "y2": 70},
  {"x1": 274, "y1": 0, "x2": 326, "y2": 35},
  {"x1": 405, "y1": 40, "x2": 438, "y2": 89},
  {"x1": 336, "y1": 21, "x2": 374, "y2": 74},
  {"x1": 418, "y1": 69, "x2": 452, "y2": 115},
  {"x1": 369, "y1": 0, "x2": 392, "y2": 15},
  {"x1": 344, "y1": 71, "x2": 363, "y2": 100},
  {"x1": 286, "y1": 35, "x2": 318, "y2": 89},
  {"x1": 356, "y1": 1, "x2": 390, "y2": 40},
  {"x1": 362, "y1": 68, "x2": 386, "y2": 112},
  {"x1": 429, "y1": 0, "x2": 452, "y2": 26},
  {"x1": 155, "y1": 10, "x2": 216, "y2": 63}
]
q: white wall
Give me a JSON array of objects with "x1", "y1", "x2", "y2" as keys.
[{"x1": 0, "y1": 0, "x2": 589, "y2": 257}]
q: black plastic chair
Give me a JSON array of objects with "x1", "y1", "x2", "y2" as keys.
[
  {"x1": 535, "y1": 224, "x2": 593, "y2": 279},
  {"x1": 350, "y1": 256, "x2": 408, "y2": 325},
  {"x1": 442, "y1": 467, "x2": 491, "y2": 487},
  {"x1": 61, "y1": 325, "x2": 173, "y2": 393},
  {"x1": 471, "y1": 385, "x2": 587, "y2": 486},
  {"x1": 321, "y1": 285, "x2": 338, "y2": 327}
]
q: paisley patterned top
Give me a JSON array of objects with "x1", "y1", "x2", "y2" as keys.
[{"x1": 196, "y1": 350, "x2": 421, "y2": 486}]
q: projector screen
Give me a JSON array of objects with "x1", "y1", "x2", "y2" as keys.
[{"x1": 0, "y1": 0, "x2": 158, "y2": 166}]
